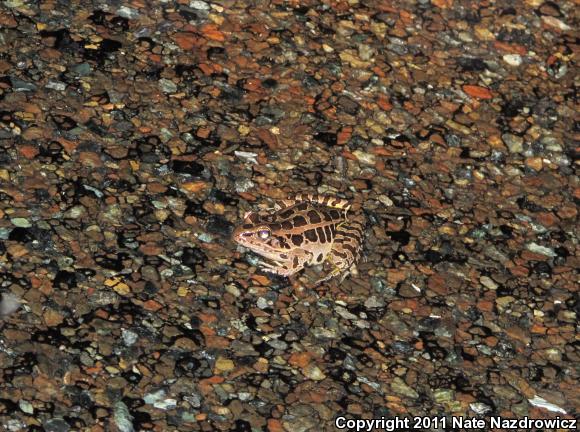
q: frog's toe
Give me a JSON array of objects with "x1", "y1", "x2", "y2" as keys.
[
  {"x1": 259, "y1": 262, "x2": 294, "y2": 277},
  {"x1": 314, "y1": 268, "x2": 342, "y2": 286}
]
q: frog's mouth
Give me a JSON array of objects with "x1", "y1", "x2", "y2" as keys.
[{"x1": 234, "y1": 234, "x2": 288, "y2": 261}]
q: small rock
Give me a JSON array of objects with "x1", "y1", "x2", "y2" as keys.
[
  {"x1": 541, "y1": 16, "x2": 572, "y2": 31},
  {"x1": 159, "y1": 78, "x2": 177, "y2": 93},
  {"x1": 64, "y1": 205, "x2": 86, "y2": 219},
  {"x1": 42, "y1": 418, "x2": 70, "y2": 432},
  {"x1": 302, "y1": 363, "x2": 326, "y2": 381},
  {"x1": 335, "y1": 306, "x2": 357, "y2": 320},
  {"x1": 364, "y1": 296, "x2": 385, "y2": 308},
  {"x1": 541, "y1": 136, "x2": 563, "y2": 152},
  {"x1": 144, "y1": 389, "x2": 166, "y2": 405},
  {"x1": 154, "y1": 399, "x2": 177, "y2": 410},
  {"x1": 5, "y1": 419, "x2": 26, "y2": 432},
  {"x1": 190, "y1": 0, "x2": 210, "y2": 9},
  {"x1": 352, "y1": 149, "x2": 376, "y2": 165},
  {"x1": 526, "y1": 242, "x2": 556, "y2": 257},
  {"x1": 0, "y1": 293, "x2": 21, "y2": 316},
  {"x1": 503, "y1": 54, "x2": 522, "y2": 66},
  {"x1": 184, "y1": 393, "x2": 201, "y2": 408},
  {"x1": 117, "y1": 6, "x2": 139, "y2": 19},
  {"x1": 71, "y1": 63, "x2": 92, "y2": 76},
  {"x1": 525, "y1": 157, "x2": 543, "y2": 171},
  {"x1": 215, "y1": 357, "x2": 235, "y2": 373},
  {"x1": 391, "y1": 377, "x2": 419, "y2": 399},
  {"x1": 433, "y1": 388, "x2": 454, "y2": 403},
  {"x1": 378, "y1": 195, "x2": 393, "y2": 207},
  {"x1": 11, "y1": 77, "x2": 37, "y2": 92},
  {"x1": 502, "y1": 133, "x2": 524, "y2": 153},
  {"x1": 10, "y1": 217, "x2": 31, "y2": 228},
  {"x1": 480, "y1": 276, "x2": 498, "y2": 290},
  {"x1": 121, "y1": 329, "x2": 138, "y2": 346},
  {"x1": 46, "y1": 81, "x2": 67, "y2": 91},
  {"x1": 398, "y1": 282, "x2": 422, "y2": 298},
  {"x1": 496, "y1": 296, "x2": 515, "y2": 311},
  {"x1": 234, "y1": 178, "x2": 255, "y2": 193},
  {"x1": 358, "y1": 44, "x2": 375, "y2": 61},
  {"x1": 225, "y1": 284, "x2": 241, "y2": 297},
  {"x1": 463, "y1": 85, "x2": 493, "y2": 99},
  {"x1": 113, "y1": 401, "x2": 135, "y2": 432},
  {"x1": 256, "y1": 297, "x2": 269, "y2": 309},
  {"x1": 528, "y1": 395, "x2": 567, "y2": 414},
  {"x1": 470, "y1": 402, "x2": 492, "y2": 414},
  {"x1": 18, "y1": 399, "x2": 33, "y2": 414},
  {"x1": 43, "y1": 308, "x2": 65, "y2": 327}
]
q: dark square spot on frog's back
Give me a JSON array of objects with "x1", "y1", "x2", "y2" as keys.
[
  {"x1": 291, "y1": 235, "x2": 303, "y2": 246},
  {"x1": 296, "y1": 202, "x2": 308, "y2": 211},
  {"x1": 304, "y1": 229, "x2": 318, "y2": 242},
  {"x1": 293, "y1": 216, "x2": 307, "y2": 227},
  {"x1": 307, "y1": 210, "x2": 321, "y2": 223},
  {"x1": 247, "y1": 213, "x2": 261, "y2": 223},
  {"x1": 330, "y1": 209, "x2": 340, "y2": 219},
  {"x1": 282, "y1": 221, "x2": 293, "y2": 230},
  {"x1": 280, "y1": 209, "x2": 294, "y2": 219}
]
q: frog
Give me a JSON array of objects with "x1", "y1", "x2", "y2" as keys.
[{"x1": 232, "y1": 193, "x2": 365, "y2": 284}]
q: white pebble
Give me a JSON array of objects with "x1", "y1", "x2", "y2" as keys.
[{"x1": 503, "y1": 54, "x2": 522, "y2": 67}]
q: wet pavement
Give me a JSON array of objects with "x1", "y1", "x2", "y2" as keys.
[{"x1": 0, "y1": 0, "x2": 578, "y2": 431}]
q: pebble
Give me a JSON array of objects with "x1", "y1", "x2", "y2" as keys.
[
  {"x1": 302, "y1": 364, "x2": 326, "y2": 381},
  {"x1": 479, "y1": 276, "x2": 498, "y2": 290},
  {"x1": 117, "y1": 6, "x2": 139, "y2": 19},
  {"x1": 503, "y1": 54, "x2": 522, "y2": 67},
  {"x1": 42, "y1": 418, "x2": 70, "y2": 432},
  {"x1": 159, "y1": 78, "x2": 178, "y2": 93},
  {"x1": 45, "y1": 81, "x2": 67, "y2": 91},
  {"x1": 391, "y1": 377, "x2": 419, "y2": 399},
  {"x1": 10, "y1": 217, "x2": 31, "y2": 228},
  {"x1": 215, "y1": 357, "x2": 235, "y2": 373},
  {"x1": 18, "y1": 400, "x2": 33, "y2": 414},
  {"x1": 352, "y1": 149, "x2": 376, "y2": 166},
  {"x1": 113, "y1": 401, "x2": 134, "y2": 432},
  {"x1": 190, "y1": 1, "x2": 210, "y2": 9},
  {"x1": 526, "y1": 242, "x2": 556, "y2": 257},
  {"x1": 502, "y1": 133, "x2": 524, "y2": 153}
]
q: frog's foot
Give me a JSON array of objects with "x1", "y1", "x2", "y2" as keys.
[
  {"x1": 257, "y1": 259, "x2": 303, "y2": 278},
  {"x1": 313, "y1": 253, "x2": 347, "y2": 286},
  {"x1": 258, "y1": 259, "x2": 288, "y2": 275},
  {"x1": 261, "y1": 267, "x2": 294, "y2": 278},
  {"x1": 314, "y1": 268, "x2": 342, "y2": 286}
]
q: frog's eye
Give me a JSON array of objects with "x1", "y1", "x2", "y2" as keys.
[{"x1": 258, "y1": 229, "x2": 270, "y2": 239}]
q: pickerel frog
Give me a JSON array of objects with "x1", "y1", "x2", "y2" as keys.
[{"x1": 232, "y1": 194, "x2": 365, "y2": 284}]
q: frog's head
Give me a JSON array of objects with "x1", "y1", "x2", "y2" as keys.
[{"x1": 232, "y1": 212, "x2": 289, "y2": 260}]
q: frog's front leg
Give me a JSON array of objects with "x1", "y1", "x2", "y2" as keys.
[
  {"x1": 315, "y1": 218, "x2": 365, "y2": 285},
  {"x1": 259, "y1": 249, "x2": 313, "y2": 278}
]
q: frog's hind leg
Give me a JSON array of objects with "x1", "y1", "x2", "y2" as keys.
[
  {"x1": 282, "y1": 194, "x2": 351, "y2": 211},
  {"x1": 315, "y1": 218, "x2": 365, "y2": 285}
]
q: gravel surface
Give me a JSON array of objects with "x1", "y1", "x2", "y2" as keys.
[{"x1": 0, "y1": 1, "x2": 578, "y2": 431}]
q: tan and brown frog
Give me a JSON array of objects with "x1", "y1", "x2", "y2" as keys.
[{"x1": 232, "y1": 194, "x2": 365, "y2": 284}]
